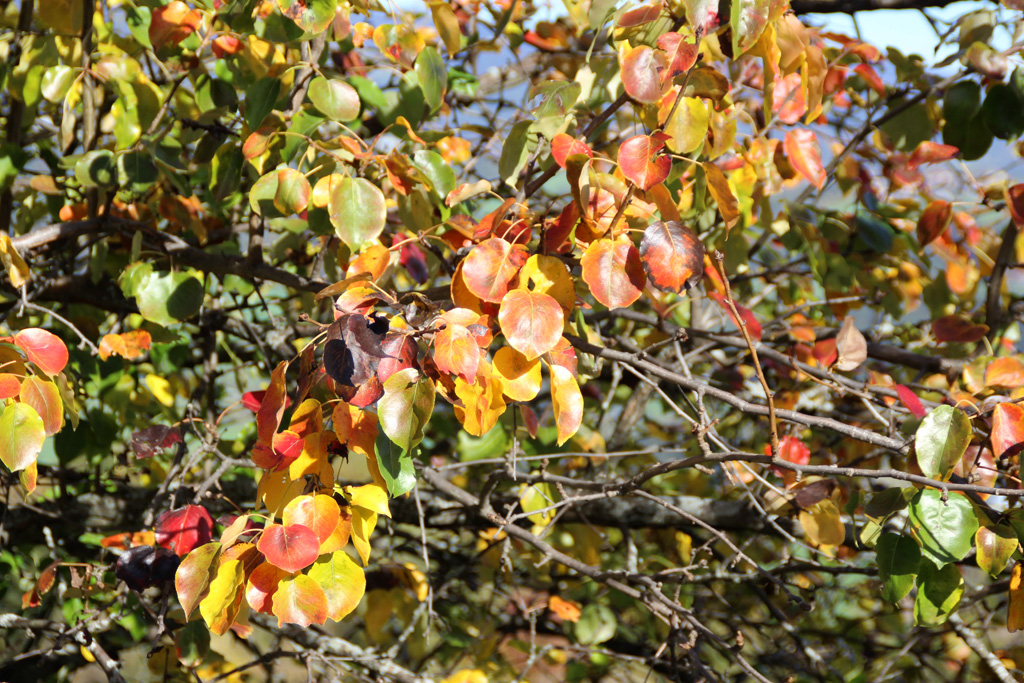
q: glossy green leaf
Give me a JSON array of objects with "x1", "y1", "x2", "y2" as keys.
[
  {"x1": 981, "y1": 83, "x2": 1024, "y2": 140},
  {"x1": 118, "y1": 151, "x2": 159, "y2": 195},
  {"x1": 74, "y1": 150, "x2": 116, "y2": 188},
  {"x1": 41, "y1": 65, "x2": 74, "y2": 103},
  {"x1": 375, "y1": 429, "x2": 416, "y2": 498},
  {"x1": 136, "y1": 271, "x2": 205, "y2": 327},
  {"x1": 915, "y1": 405, "x2": 971, "y2": 481},
  {"x1": 378, "y1": 368, "x2": 435, "y2": 453},
  {"x1": 415, "y1": 46, "x2": 447, "y2": 112},
  {"x1": 908, "y1": 489, "x2": 979, "y2": 566},
  {"x1": 308, "y1": 76, "x2": 361, "y2": 122},
  {"x1": 913, "y1": 561, "x2": 963, "y2": 626},
  {"x1": 876, "y1": 532, "x2": 921, "y2": 603},
  {"x1": 412, "y1": 149, "x2": 456, "y2": 202},
  {"x1": 328, "y1": 177, "x2": 386, "y2": 249},
  {"x1": 245, "y1": 78, "x2": 282, "y2": 131}
]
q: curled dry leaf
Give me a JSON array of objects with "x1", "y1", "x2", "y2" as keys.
[{"x1": 834, "y1": 316, "x2": 867, "y2": 372}]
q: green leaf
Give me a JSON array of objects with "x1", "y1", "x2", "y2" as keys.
[
  {"x1": 125, "y1": 6, "x2": 154, "y2": 49},
  {"x1": 908, "y1": 489, "x2": 979, "y2": 566},
  {"x1": 0, "y1": 402, "x2": 45, "y2": 472},
  {"x1": 245, "y1": 78, "x2": 282, "y2": 131},
  {"x1": 136, "y1": 271, "x2": 205, "y2": 326},
  {"x1": 731, "y1": 0, "x2": 770, "y2": 56},
  {"x1": 415, "y1": 46, "x2": 447, "y2": 112},
  {"x1": 328, "y1": 177, "x2": 386, "y2": 249},
  {"x1": 982, "y1": 83, "x2": 1024, "y2": 140},
  {"x1": 499, "y1": 120, "x2": 533, "y2": 188},
  {"x1": 74, "y1": 150, "x2": 116, "y2": 188},
  {"x1": 378, "y1": 368, "x2": 435, "y2": 452},
  {"x1": 913, "y1": 561, "x2": 963, "y2": 626},
  {"x1": 248, "y1": 170, "x2": 281, "y2": 217},
  {"x1": 864, "y1": 487, "x2": 915, "y2": 520},
  {"x1": 374, "y1": 430, "x2": 416, "y2": 498},
  {"x1": 277, "y1": 0, "x2": 338, "y2": 32},
  {"x1": 412, "y1": 150, "x2": 456, "y2": 203},
  {"x1": 575, "y1": 604, "x2": 616, "y2": 645},
  {"x1": 876, "y1": 532, "x2": 921, "y2": 603},
  {"x1": 308, "y1": 76, "x2": 361, "y2": 122},
  {"x1": 0, "y1": 144, "x2": 30, "y2": 191},
  {"x1": 915, "y1": 405, "x2": 971, "y2": 481},
  {"x1": 118, "y1": 150, "x2": 159, "y2": 195}
]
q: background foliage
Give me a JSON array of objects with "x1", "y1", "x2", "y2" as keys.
[{"x1": 3, "y1": 0, "x2": 1024, "y2": 681}]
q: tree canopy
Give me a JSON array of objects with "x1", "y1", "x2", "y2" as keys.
[{"x1": 2, "y1": 0, "x2": 1024, "y2": 681}]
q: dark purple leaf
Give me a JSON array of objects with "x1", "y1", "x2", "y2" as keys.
[
  {"x1": 131, "y1": 425, "x2": 182, "y2": 459},
  {"x1": 115, "y1": 546, "x2": 180, "y2": 591}
]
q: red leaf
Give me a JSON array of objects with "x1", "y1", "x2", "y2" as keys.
[
  {"x1": 13, "y1": 328, "x2": 68, "y2": 376},
  {"x1": 580, "y1": 236, "x2": 646, "y2": 310},
  {"x1": 283, "y1": 494, "x2": 342, "y2": 546},
  {"x1": 257, "y1": 523, "x2": 320, "y2": 573},
  {"x1": 252, "y1": 429, "x2": 304, "y2": 470},
  {"x1": 639, "y1": 220, "x2": 705, "y2": 294},
  {"x1": 932, "y1": 315, "x2": 989, "y2": 343},
  {"x1": 917, "y1": 200, "x2": 952, "y2": 246},
  {"x1": 619, "y1": 134, "x2": 671, "y2": 191},
  {"x1": 895, "y1": 385, "x2": 926, "y2": 419},
  {"x1": 784, "y1": 129, "x2": 825, "y2": 190},
  {"x1": 499, "y1": 290, "x2": 564, "y2": 361},
  {"x1": 246, "y1": 562, "x2": 288, "y2": 614},
  {"x1": 709, "y1": 292, "x2": 762, "y2": 341},
  {"x1": 551, "y1": 134, "x2": 593, "y2": 168},
  {"x1": 1009, "y1": 184, "x2": 1024, "y2": 228},
  {"x1": 156, "y1": 505, "x2": 215, "y2": 557},
  {"x1": 461, "y1": 237, "x2": 529, "y2": 303},
  {"x1": 657, "y1": 32, "x2": 699, "y2": 83},
  {"x1": 773, "y1": 73, "x2": 806, "y2": 124},
  {"x1": 908, "y1": 141, "x2": 959, "y2": 169},
  {"x1": 854, "y1": 63, "x2": 885, "y2": 96},
  {"x1": 377, "y1": 332, "x2": 419, "y2": 385},
  {"x1": 256, "y1": 361, "x2": 289, "y2": 444},
  {"x1": 241, "y1": 389, "x2": 292, "y2": 413},
  {"x1": 993, "y1": 403, "x2": 1024, "y2": 459},
  {"x1": 132, "y1": 425, "x2": 182, "y2": 458}
]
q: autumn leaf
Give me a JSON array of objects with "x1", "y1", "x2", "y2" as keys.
[{"x1": 639, "y1": 221, "x2": 705, "y2": 294}]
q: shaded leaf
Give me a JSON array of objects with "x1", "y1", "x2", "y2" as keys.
[
  {"x1": 581, "y1": 236, "x2": 646, "y2": 310},
  {"x1": 156, "y1": 505, "x2": 215, "y2": 557},
  {"x1": 908, "y1": 489, "x2": 978, "y2": 566},
  {"x1": 639, "y1": 221, "x2": 705, "y2": 294},
  {"x1": 499, "y1": 290, "x2": 564, "y2": 361}
]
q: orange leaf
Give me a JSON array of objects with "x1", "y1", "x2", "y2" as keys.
[
  {"x1": 784, "y1": 129, "x2": 825, "y2": 190},
  {"x1": 149, "y1": 1, "x2": 203, "y2": 47},
  {"x1": 551, "y1": 134, "x2": 593, "y2": 168},
  {"x1": 853, "y1": 63, "x2": 885, "y2": 96},
  {"x1": 498, "y1": 290, "x2": 564, "y2": 361},
  {"x1": 639, "y1": 220, "x2": 705, "y2": 294},
  {"x1": 985, "y1": 357, "x2": 1024, "y2": 389},
  {"x1": 548, "y1": 595, "x2": 582, "y2": 622},
  {"x1": 657, "y1": 32, "x2": 698, "y2": 83},
  {"x1": 0, "y1": 373, "x2": 19, "y2": 399},
  {"x1": 461, "y1": 237, "x2": 529, "y2": 303},
  {"x1": 620, "y1": 44, "x2": 666, "y2": 104},
  {"x1": 992, "y1": 403, "x2": 1024, "y2": 459},
  {"x1": 13, "y1": 328, "x2": 68, "y2": 376},
  {"x1": 256, "y1": 361, "x2": 289, "y2": 445},
  {"x1": 619, "y1": 134, "x2": 671, "y2": 191},
  {"x1": 917, "y1": 200, "x2": 952, "y2": 247},
  {"x1": 283, "y1": 494, "x2": 342, "y2": 548},
  {"x1": 703, "y1": 162, "x2": 740, "y2": 233},
  {"x1": 908, "y1": 141, "x2": 959, "y2": 169},
  {"x1": 246, "y1": 562, "x2": 289, "y2": 615},
  {"x1": 581, "y1": 236, "x2": 646, "y2": 310}
]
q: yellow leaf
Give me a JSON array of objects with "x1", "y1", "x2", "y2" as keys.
[
  {"x1": 429, "y1": 1, "x2": 462, "y2": 56},
  {"x1": 520, "y1": 483, "x2": 558, "y2": 527},
  {"x1": 519, "y1": 254, "x2": 575, "y2": 319},
  {"x1": 1010, "y1": 562, "x2": 1024, "y2": 632},
  {"x1": 492, "y1": 347, "x2": 542, "y2": 402},
  {"x1": 0, "y1": 234, "x2": 30, "y2": 289},
  {"x1": 350, "y1": 506, "x2": 377, "y2": 566},
  {"x1": 550, "y1": 364, "x2": 583, "y2": 446},
  {"x1": 199, "y1": 559, "x2": 245, "y2": 636},
  {"x1": 454, "y1": 360, "x2": 506, "y2": 436},
  {"x1": 145, "y1": 374, "x2": 175, "y2": 407},
  {"x1": 308, "y1": 550, "x2": 366, "y2": 621},
  {"x1": 799, "y1": 499, "x2": 845, "y2": 547},
  {"x1": 257, "y1": 470, "x2": 305, "y2": 518},
  {"x1": 442, "y1": 669, "x2": 488, "y2": 683},
  {"x1": 675, "y1": 531, "x2": 692, "y2": 564},
  {"x1": 348, "y1": 483, "x2": 391, "y2": 517}
]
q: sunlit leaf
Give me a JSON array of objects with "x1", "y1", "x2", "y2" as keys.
[
  {"x1": 283, "y1": 494, "x2": 342, "y2": 548},
  {"x1": 639, "y1": 220, "x2": 705, "y2": 294},
  {"x1": 492, "y1": 346, "x2": 542, "y2": 402},
  {"x1": 976, "y1": 524, "x2": 1017, "y2": 577},
  {"x1": 257, "y1": 523, "x2": 321, "y2": 573},
  {"x1": 581, "y1": 236, "x2": 646, "y2": 310},
  {"x1": 329, "y1": 178, "x2": 386, "y2": 249},
  {"x1": 156, "y1": 505, "x2": 215, "y2": 557},
  {"x1": 378, "y1": 367, "x2": 435, "y2": 452},
  {"x1": 619, "y1": 134, "x2": 671, "y2": 191},
  {"x1": 461, "y1": 237, "x2": 529, "y2": 303},
  {"x1": 13, "y1": 328, "x2": 68, "y2": 376},
  {"x1": 272, "y1": 574, "x2": 328, "y2": 628},
  {"x1": 499, "y1": 290, "x2": 564, "y2": 361},
  {"x1": 908, "y1": 489, "x2": 978, "y2": 566},
  {"x1": 620, "y1": 44, "x2": 666, "y2": 104},
  {"x1": 175, "y1": 543, "x2": 222, "y2": 619},
  {"x1": 703, "y1": 162, "x2": 740, "y2": 233},
  {"x1": 308, "y1": 550, "x2": 366, "y2": 622},
  {"x1": 199, "y1": 559, "x2": 245, "y2": 636},
  {"x1": 550, "y1": 364, "x2": 583, "y2": 446},
  {"x1": 0, "y1": 402, "x2": 45, "y2": 473},
  {"x1": 784, "y1": 129, "x2": 825, "y2": 190},
  {"x1": 991, "y1": 402, "x2": 1024, "y2": 459}
]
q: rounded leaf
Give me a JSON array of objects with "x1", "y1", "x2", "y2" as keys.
[
  {"x1": 915, "y1": 405, "x2": 971, "y2": 481},
  {"x1": 0, "y1": 402, "x2": 45, "y2": 472},
  {"x1": 308, "y1": 550, "x2": 366, "y2": 622},
  {"x1": 581, "y1": 237, "x2": 645, "y2": 310},
  {"x1": 329, "y1": 177, "x2": 386, "y2": 249},
  {"x1": 273, "y1": 168, "x2": 311, "y2": 215},
  {"x1": 492, "y1": 347, "x2": 542, "y2": 402},
  {"x1": 19, "y1": 375, "x2": 64, "y2": 436},
  {"x1": 246, "y1": 562, "x2": 289, "y2": 614},
  {"x1": 13, "y1": 328, "x2": 68, "y2": 375},
  {"x1": 639, "y1": 221, "x2": 705, "y2": 294},
  {"x1": 620, "y1": 45, "x2": 665, "y2": 104},
  {"x1": 175, "y1": 542, "x2": 222, "y2": 618},
  {"x1": 272, "y1": 574, "x2": 328, "y2": 628},
  {"x1": 498, "y1": 290, "x2": 564, "y2": 361},
  {"x1": 283, "y1": 494, "x2": 342, "y2": 547},
  {"x1": 908, "y1": 489, "x2": 979, "y2": 566},
  {"x1": 277, "y1": 0, "x2": 338, "y2": 32},
  {"x1": 308, "y1": 76, "x2": 360, "y2": 122},
  {"x1": 876, "y1": 532, "x2": 920, "y2": 603},
  {"x1": 156, "y1": 505, "x2": 215, "y2": 556},
  {"x1": 257, "y1": 523, "x2": 321, "y2": 573},
  {"x1": 976, "y1": 524, "x2": 1017, "y2": 578},
  {"x1": 461, "y1": 237, "x2": 529, "y2": 303},
  {"x1": 619, "y1": 134, "x2": 671, "y2": 191}
]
